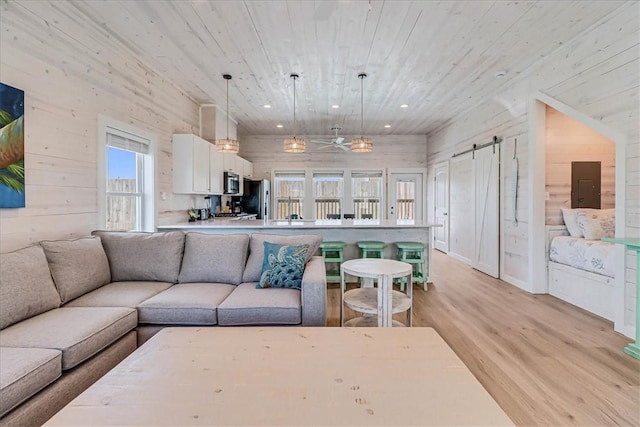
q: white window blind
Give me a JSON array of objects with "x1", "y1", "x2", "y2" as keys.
[{"x1": 106, "y1": 129, "x2": 150, "y2": 154}]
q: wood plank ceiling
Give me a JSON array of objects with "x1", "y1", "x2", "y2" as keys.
[{"x1": 41, "y1": 1, "x2": 627, "y2": 136}]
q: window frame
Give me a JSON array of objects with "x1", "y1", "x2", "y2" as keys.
[
  {"x1": 98, "y1": 116, "x2": 157, "y2": 232},
  {"x1": 351, "y1": 170, "x2": 384, "y2": 219},
  {"x1": 272, "y1": 170, "x2": 306, "y2": 220},
  {"x1": 271, "y1": 168, "x2": 387, "y2": 220},
  {"x1": 312, "y1": 170, "x2": 344, "y2": 219}
]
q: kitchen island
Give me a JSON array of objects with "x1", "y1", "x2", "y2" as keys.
[{"x1": 158, "y1": 219, "x2": 439, "y2": 283}]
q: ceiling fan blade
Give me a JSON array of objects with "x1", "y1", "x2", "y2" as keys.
[
  {"x1": 312, "y1": 141, "x2": 334, "y2": 145},
  {"x1": 338, "y1": 144, "x2": 349, "y2": 151},
  {"x1": 335, "y1": 136, "x2": 345, "y2": 145},
  {"x1": 316, "y1": 145, "x2": 337, "y2": 150}
]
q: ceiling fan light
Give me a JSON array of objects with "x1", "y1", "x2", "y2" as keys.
[
  {"x1": 351, "y1": 137, "x2": 373, "y2": 153},
  {"x1": 284, "y1": 137, "x2": 306, "y2": 153},
  {"x1": 216, "y1": 138, "x2": 239, "y2": 154}
]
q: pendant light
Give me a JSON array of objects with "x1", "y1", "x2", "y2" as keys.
[
  {"x1": 216, "y1": 74, "x2": 239, "y2": 154},
  {"x1": 284, "y1": 73, "x2": 305, "y2": 153},
  {"x1": 351, "y1": 72, "x2": 373, "y2": 153}
]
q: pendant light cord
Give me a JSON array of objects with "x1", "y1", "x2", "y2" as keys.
[
  {"x1": 293, "y1": 75, "x2": 297, "y2": 138},
  {"x1": 360, "y1": 75, "x2": 364, "y2": 137},
  {"x1": 226, "y1": 77, "x2": 229, "y2": 139}
]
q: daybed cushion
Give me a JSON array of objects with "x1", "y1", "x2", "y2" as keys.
[
  {"x1": 0, "y1": 245, "x2": 61, "y2": 330},
  {"x1": 0, "y1": 307, "x2": 137, "y2": 370},
  {"x1": 64, "y1": 281, "x2": 173, "y2": 308},
  {"x1": 137, "y1": 283, "x2": 236, "y2": 325},
  {"x1": 92, "y1": 230, "x2": 185, "y2": 283},
  {"x1": 242, "y1": 233, "x2": 322, "y2": 282},
  {"x1": 40, "y1": 236, "x2": 111, "y2": 304},
  {"x1": 178, "y1": 233, "x2": 249, "y2": 285},
  {"x1": 217, "y1": 282, "x2": 302, "y2": 325},
  {"x1": 0, "y1": 347, "x2": 62, "y2": 418}
]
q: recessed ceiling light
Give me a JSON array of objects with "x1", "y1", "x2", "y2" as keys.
[
  {"x1": 384, "y1": 125, "x2": 391, "y2": 128},
  {"x1": 263, "y1": 104, "x2": 271, "y2": 108},
  {"x1": 400, "y1": 104, "x2": 409, "y2": 108},
  {"x1": 331, "y1": 104, "x2": 340, "y2": 109},
  {"x1": 495, "y1": 70, "x2": 507, "y2": 78},
  {"x1": 276, "y1": 124, "x2": 283, "y2": 128}
]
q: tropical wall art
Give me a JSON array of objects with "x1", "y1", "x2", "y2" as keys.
[{"x1": 0, "y1": 82, "x2": 25, "y2": 208}]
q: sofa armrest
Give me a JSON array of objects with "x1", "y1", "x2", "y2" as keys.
[{"x1": 300, "y1": 256, "x2": 327, "y2": 326}]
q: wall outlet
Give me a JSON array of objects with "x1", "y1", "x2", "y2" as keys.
[{"x1": 545, "y1": 192, "x2": 550, "y2": 201}]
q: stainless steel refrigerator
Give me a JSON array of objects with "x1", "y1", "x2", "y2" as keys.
[{"x1": 239, "y1": 179, "x2": 270, "y2": 219}]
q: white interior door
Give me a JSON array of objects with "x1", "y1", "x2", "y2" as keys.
[
  {"x1": 448, "y1": 154, "x2": 474, "y2": 264},
  {"x1": 388, "y1": 173, "x2": 423, "y2": 221},
  {"x1": 473, "y1": 146, "x2": 500, "y2": 277},
  {"x1": 433, "y1": 162, "x2": 449, "y2": 253}
]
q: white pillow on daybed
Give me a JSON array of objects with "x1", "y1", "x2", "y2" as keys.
[
  {"x1": 561, "y1": 208, "x2": 584, "y2": 237},
  {"x1": 574, "y1": 208, "x2": 615, "y2": 240}
]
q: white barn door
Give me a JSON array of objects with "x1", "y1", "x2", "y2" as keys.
[{"x1": 472, "y1": 146, "x2": 500, "y2": 277}]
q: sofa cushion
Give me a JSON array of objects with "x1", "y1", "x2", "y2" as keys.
[
  {"x1": 0, "y1": 307, "x2": 137, "y2": 370},
  {"x1": 40, "y1": 236, "x2": 112, "y2": 304},
  {"x1": 92, "y1": 231, "x2": 185, "y2": 283},
  {"x1": 217, "y1": 282, "x2": 301, "y2": 325},
  {"x1": 64, "y1": 281, "x2": 173, "y2": 308},
  {"x1": 178, "y1": 233, "x2": 249, "y2": 285},
  {"x1": 0, "y1": 245, "x2": 61, "y2": 330},
  {"x1": 242, "y1": 233, "x2": 322, "y2": 283},
  {"x1": 257, "y1": 242, "x2": 309, "y2": 290},
  {"x1": 137, "y1": 283, "x2": 236, "y2": 325},
  {"x1": 0, "y1": 347, "x2": 62, "y2": 417}
]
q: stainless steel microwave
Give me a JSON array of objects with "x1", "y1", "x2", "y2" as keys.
[{"x1": 224, "y1": 171, "x2": 240, "y2": 195}]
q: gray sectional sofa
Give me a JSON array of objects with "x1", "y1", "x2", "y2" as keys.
[{"x1": 0, "y1": 230, "x2": 326, "y2": 426}]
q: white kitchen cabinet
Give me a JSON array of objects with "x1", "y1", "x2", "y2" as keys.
[
  {"x1": 224, "y1": 154, "x2": 253, "y2": 178},
  {"x1": 173, "y1": 134, "x2": 224, "y2": 195},
  {"x1": 223, "y1": 154, "x2": 240, "y2": 173},
  {"x1": 173, "y1": 134, "x2": 211, "y2": 194},
  {"x1": 209, "y1": 145, "x2": 224, "y2": 194},
  {"x1": 242, "y1": 158, "x2": 253, "y2": 178}
]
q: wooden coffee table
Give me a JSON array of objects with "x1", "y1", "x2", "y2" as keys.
[{"x1": 45, "y1": 327, "x2": 513, "y2": 426}]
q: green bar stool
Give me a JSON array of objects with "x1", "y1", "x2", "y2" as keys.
[
  {"x1": 357, "y1": 241, "x2": 387, "y2": 259},
  {"x1": 395, "y1": 242, "x2": 426, "y2": 291},
  {"x1": 356, "y1": 241, "x2": 387, "y2": 287},
  {"x1": 319, "y1": 241, "x2": 347, "y2": 288}
]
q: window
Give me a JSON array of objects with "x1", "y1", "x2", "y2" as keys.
[
  {"x1": 313, "y1": 172, "x2": 343, "y2": 219},
  {"x1": 99, "y1": 119, "x2": 155, "y2": 231},
  {"x1": 395, "y1": 179, "x2": 416, "y2": 220},
  {"x1": 274, "y1": 171, "x2": 305, "y2": 219},
  {"x1": 352, "y1": 171, "x2": 383, "y2": 219}
]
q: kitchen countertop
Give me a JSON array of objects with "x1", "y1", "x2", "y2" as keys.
[{"x1": 157, "y1": 219, "x2": 439, "y2": 230}]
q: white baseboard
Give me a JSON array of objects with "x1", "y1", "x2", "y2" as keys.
[
  {"x1": 448, "y1": 252, "x2": 471, "y2": 265},
  {"x1": 615, "y1": 323, "x2": 635, "y2": 340},
  {"x1": 501, "y1": 274, "x2": 532, "y2": 293}
]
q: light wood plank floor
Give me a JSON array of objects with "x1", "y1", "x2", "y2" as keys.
[{"x1": 327, "y1": 251, "x2": 639, "y2": 426}]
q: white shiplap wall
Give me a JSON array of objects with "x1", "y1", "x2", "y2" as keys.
[
  {"x1": 239, "y1": 135, "x2": 428, "y2": 179},
  {"x1": 427, "y1": 2, "x2": 639, "y2": 336},
  {"x1": 0, "y1": 1, "x2": 200, "y2": 252},
  {"x1": 545, "y1": 106, "x2": 616, "y2": 225}
]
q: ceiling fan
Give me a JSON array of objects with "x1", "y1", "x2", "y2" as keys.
[{"x1": 311, "y1": 126, "x2": 348, "y2": 151}]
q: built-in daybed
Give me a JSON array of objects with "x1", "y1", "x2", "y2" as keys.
[{"x1": 546, "y1": 208, "x2": 616, "y2": 320}]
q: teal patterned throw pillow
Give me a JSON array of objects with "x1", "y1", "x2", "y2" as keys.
[{"x1": 257, "y1": 242, "x2": 309, "y2": 290}]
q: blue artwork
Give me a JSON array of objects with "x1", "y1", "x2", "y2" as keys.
[{"x1": 0, "y1": 82, "x2": 25, "y2": 208}]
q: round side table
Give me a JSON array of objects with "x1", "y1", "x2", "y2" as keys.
[{"x1": 340, "y1": 258, "x2": 413, "y2": 327}]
